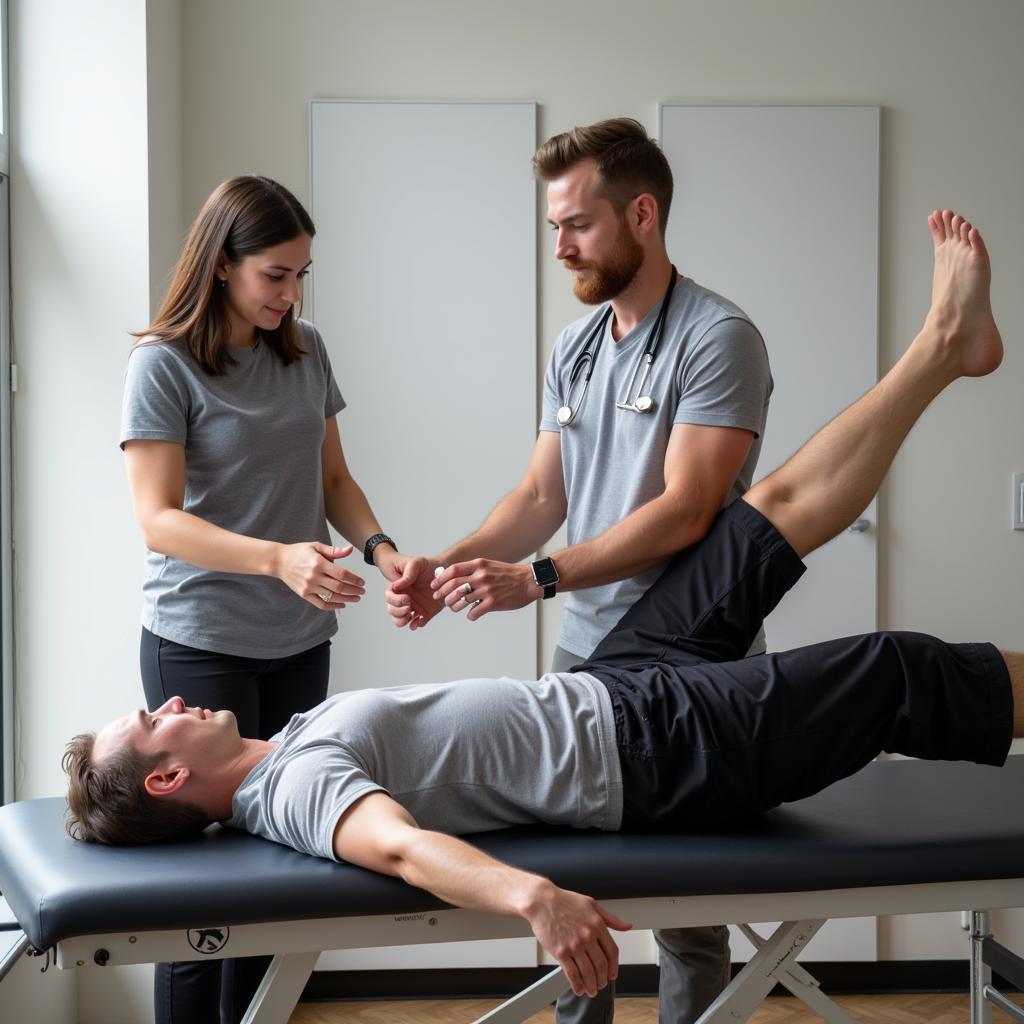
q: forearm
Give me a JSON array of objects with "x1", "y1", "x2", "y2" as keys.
[
  {"x1": 551, "y1": 489, "x2": 716, "y2": 592},
  {"x1": 142, "y1": 507, "x2": 281, "y2": 577},
  {"x1": 337, "y1": 794, "x2": 627, "y2": 996},
  {"x1": 439, "y1": 486, "x2": 564, "y2": 566},
  {"x1": 323, "y1": 473, "x2": 384, "y2": 553},
  {"x1": 392, "y1": 829, "x2": 550, "y2": 921},
  {"x1": 389, "y1": 827, "x2": 627, "y2": 997}
]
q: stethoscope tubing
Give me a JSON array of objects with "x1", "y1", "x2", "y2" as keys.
[
  {"x1": 557, "y1": 307, "x2": 613, "y2": 427},
  {"x1": 557, "y1": 266, "x2": 678, "y2": 427}
]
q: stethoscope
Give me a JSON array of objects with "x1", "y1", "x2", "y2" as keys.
[{"x1": 556, "y1": 266, "x2": 679, "y2": 427}]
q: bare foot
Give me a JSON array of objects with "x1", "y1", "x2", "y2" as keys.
[{"x1": 925, "y1": 209, "x2": 1003, "y2": 377}]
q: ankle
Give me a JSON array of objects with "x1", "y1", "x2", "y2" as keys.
[{"x1": 904, "y1": 326, "x2": 963, "y2": 386}]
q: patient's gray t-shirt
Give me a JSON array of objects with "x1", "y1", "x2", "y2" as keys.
[
  {"x1": 120, "y1": 320, "x2": 346, "y2": 658},
  {"x1": 540, "y1": 276, "x2": 772, "y2": 658},
  {"x1": 227, "y1": 672, "x2": 623, "y2": 861}
]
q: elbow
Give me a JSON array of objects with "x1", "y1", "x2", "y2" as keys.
[
  {"x1": 138, "y1": 523, "x2": 163, "y2": 554},
  {"x1": 660, "y1": 496, "x2": 719, "y2": 555},
  {"x1": 526, "y1": 484, "x2": 567, "y2": 526},
  {"x1": 367, "y1": 827, "x2": 415, "y2": 881},
  {"x1": 382, "y1": 830, "x2": 434, "y2": 889},
  {"x1": 686, "y1": 507, "x2": 720, "y2": 545},
  {"x1": 324, "y1": 465, "x2": 355, "y2": 498},
  {"x1": 386, "y1": 854, "x2": 426, "y2": 892},
  {"x1": 136, "y1": 510, "x2": 174, "y2": 555}
]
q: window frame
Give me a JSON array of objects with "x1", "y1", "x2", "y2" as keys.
[{"x1": 1, "y1": 0, "x2": 13, "y2": 805}]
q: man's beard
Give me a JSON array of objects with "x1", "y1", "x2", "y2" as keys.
[{"x1": 565, "y1": 222, "x2": 644, "y2": 305}]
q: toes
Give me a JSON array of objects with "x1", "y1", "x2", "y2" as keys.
[
  {"x1": 959, "y1": 218, "x2": 972, "y2": 243},
  {"x1": 927, "y1": 210, "x2": 945, "y2": 246},
  {"x1": 968, "y1": 225, "x2": 989, "y2": 258},
  {"x1": 941, "y1": 209, "x2": 955, "y2": 239}
]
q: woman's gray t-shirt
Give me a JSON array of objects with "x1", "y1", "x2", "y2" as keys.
[
  {"x1": 227, "y1": 672, "x2": 623, "y2": 861},
  {"x1": 120, "y1": 320, "x2": 345, "y2": 658}
]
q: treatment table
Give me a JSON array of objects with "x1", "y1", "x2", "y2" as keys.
[{"x1": 2, "y1": 758, "x2": 1024, "y2": 1024}]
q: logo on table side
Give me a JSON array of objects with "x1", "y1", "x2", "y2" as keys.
[{"x1": 187, "y1": 926, "x2": 230, "y2": 954}]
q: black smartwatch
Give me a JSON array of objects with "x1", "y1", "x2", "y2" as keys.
[
  {"x1": 530, "y1": 557, "x2": 559, "y2": 599},
  {"x1": 363, "y1": 533, "x2": 396, "y2": 565}
]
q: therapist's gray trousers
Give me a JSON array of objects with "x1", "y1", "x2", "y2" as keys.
[{"x1": 550, "y1": 644, "x2": 730, "y2": 1024}]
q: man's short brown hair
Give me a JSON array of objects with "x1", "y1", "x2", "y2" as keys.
[
  {"x1": 532, "y1": 118, "x2": 674, "y2": 235},
  {"x1": 64, "y1": 733, "x2": 209, "y2": 845}
]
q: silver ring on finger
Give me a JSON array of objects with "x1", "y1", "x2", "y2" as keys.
[
  {"x1": 320, "y1": 590, "x2": 331, "y2": 602},
  {"x1": 461, "y1": 582, "x2": 474, "y2": 595}
]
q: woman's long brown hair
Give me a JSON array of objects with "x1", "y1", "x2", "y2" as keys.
[{"x1": 133, "y1": 176, "x2": 316, "y2": 375}]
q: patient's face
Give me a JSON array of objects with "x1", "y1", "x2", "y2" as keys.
[{"x1": 93, "y1": 695, "x2": 241, "y2": 771}]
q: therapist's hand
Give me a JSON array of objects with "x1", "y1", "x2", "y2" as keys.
[
  {"x1": 385, "y1": 555, "x2": 444, "y2": 629},
  {"x1": 432, "y1": 559, "x2": 540, "y2": 621}
]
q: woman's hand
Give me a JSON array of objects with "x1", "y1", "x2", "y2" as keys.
[{"x1": 274, "y1": 541, "x2": 365, "y2": 610}]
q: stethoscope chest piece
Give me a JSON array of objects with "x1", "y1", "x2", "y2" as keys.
[{"x1": 556, "y1": 405, "x2": 574, "y2": 427}]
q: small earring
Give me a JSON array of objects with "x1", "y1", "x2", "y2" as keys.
[{"x1": 217, "y1": 278, "x2": 226, "y2": 287}]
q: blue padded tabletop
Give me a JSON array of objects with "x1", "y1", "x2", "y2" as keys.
[{"x1": 2, "y1": 757, "x2": 1024, "y2": 951}]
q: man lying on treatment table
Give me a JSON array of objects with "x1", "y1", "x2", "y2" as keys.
[{"x1": 65, "y1": 212, "x2": 1021, "y2": 1000}]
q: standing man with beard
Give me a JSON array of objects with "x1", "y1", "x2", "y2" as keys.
[{"x1": 386, "y1": 118, "x2": 772, "y2": 1023}]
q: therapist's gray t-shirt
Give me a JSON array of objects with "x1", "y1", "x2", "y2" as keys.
[
  {"x1": 120, "y1": 320, "x2": 346, "y2": 658},
  {"x1": 541, "y1": 277, "x2": 772, "y2": 658},
  {"x1": 227, "y1": 672, "x2": 623, "y2": 861}
]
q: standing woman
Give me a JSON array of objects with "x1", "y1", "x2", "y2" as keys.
[{"x1": 120, "y1": 176, "x2": 409, "y2": 1024}]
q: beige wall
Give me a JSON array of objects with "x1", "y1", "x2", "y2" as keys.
[{"x1": 6, "y1": 2, "x2": 1024, "y2": 1017}]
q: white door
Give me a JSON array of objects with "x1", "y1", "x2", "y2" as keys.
[
  {"x1": 660, "y1": 104, "x2": 881, "y2": 964},
  {"x1": 310, "y1": 101, "x2": 539, "y2": 972},
  {"x1": 660, "y1": 104, "x2": 880, "y2": 652},
  {"x1": 309, "y1": 100, "x2": 539, "y2": 691}
]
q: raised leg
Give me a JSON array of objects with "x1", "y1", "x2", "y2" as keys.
[
  {"x1": 585, "y1": 212, "x2": 1003, "y2": 674},
  {"x1": 746, "y1": 210, "x2": 1002, "y2": 558}
]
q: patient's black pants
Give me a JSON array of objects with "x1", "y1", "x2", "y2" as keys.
[
  {"x1": 141, "y1": 629, "x2": 331, "y2": 1024},
  {"x1": 577, "y1": 499, "x2": 1013, "y2": 829}
]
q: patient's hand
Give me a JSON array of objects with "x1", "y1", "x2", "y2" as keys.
[
  {"x1": 385, "y1": 555, "x2": 443, "y2": 629},
  {"x1": 523, "y1": 881, "x2": 632, "y2": 998}
]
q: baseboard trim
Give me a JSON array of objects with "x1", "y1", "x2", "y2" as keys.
[{"x1": 302, "y1": 960, "x2": 1019, "y2": 1002}]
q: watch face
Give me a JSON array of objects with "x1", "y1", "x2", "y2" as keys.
[{"x1": 533, "y1": 558, "x2": 558, "y2": 587}]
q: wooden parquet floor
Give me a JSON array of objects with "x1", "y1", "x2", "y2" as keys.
[{"x1": 290, "y1": 990, "x2": 1024, "y2": 1023}]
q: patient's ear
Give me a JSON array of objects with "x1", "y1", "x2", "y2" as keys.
[{"x1": 144, "y1": 766, "x2": 190, "y2": 799}]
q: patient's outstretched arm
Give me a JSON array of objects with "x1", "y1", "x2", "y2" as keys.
[{"x1": 332, "y1": 792, "x2": 631, "y2": 998}]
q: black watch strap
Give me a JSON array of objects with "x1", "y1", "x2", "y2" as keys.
[
  {"x1": 363, "y1": 533, "x2": 396, "y2": 565},
  {"x1": 531, "y1": 557, "x2": 559, "y2": 599}
]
